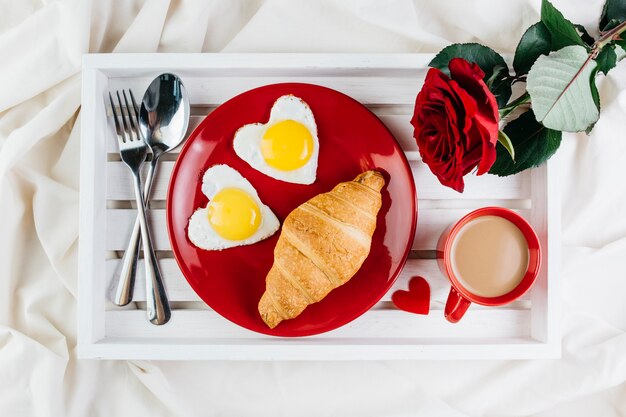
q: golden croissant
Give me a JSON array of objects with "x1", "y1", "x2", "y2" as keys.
[{"x1": 259, "y1": 170, "x2": 385, "y2": 328}]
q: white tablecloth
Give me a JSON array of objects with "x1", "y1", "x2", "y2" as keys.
[{"x1": 1, "y1": 0, "x2": 626, "y2": 416}]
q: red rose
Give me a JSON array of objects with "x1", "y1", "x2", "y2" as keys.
[{"x1": 411, "y1": 58, "x2": 499, "y2": 193}]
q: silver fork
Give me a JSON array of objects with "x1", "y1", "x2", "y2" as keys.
[{"x1": 109, "y1": 90, "x2": 171, "y2": 325}]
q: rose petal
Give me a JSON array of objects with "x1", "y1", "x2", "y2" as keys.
[{"x1": 449, "y1": 58, "x2": 499, "y2": 174}]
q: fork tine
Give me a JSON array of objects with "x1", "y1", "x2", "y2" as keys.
[
  {"x1": 128, "y1": 90, "x2": 141, "y2": 133},
  {"x1": 116, "y1": 91, "x2": 132, "y2": 143},
  {"x1": 122, "y1": 90, "x2": 139, "y2": 142},
  {"x1": 109, "y1": 92, "x2": 124, "y2": 142}
]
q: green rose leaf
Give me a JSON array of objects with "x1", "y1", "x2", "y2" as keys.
[
  {"x1": 489, "y1": 110, "x2": 562, "y2": 177},
  {"x1": 574, "y1": 24, "x2": 596, "y2": 46},
  {"x1": 595, "y1": 45, "x2": 618, "y2": 75},
  {"x1": 497, "y1": 130, "x2": 516, "y2": 161},
  {"x1": 527, "y1": 45, "x2": 599, "y2": 132},
  {"x1": 429, "y1": 43, "x2": 512, "y2": 108},
  {"x1": 513, "y1": 22, "x2": 552, "y2": 75},
  {"x1": 541, "y1": 0, "x2": 587, "y2": 50},
  {"x1": 588, "y1": 44, "x2": 626, "y2": 134},
  {"x1": 600, "y1": 0, "x2": 626, "y2": 32},
  {"x1": 587, "y1": 73, "x2": 600, "y2": 134}
]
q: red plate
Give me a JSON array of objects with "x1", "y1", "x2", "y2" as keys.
[{"x1": 167, "y1": 83, "x2": 417, "y2": 337}]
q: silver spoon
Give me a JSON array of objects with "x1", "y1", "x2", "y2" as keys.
[{"x1": 114, "y1": 73, "x2": 190, "y2": 326}]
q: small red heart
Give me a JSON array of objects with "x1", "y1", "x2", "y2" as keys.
[{"x1": 392, "y1": 276, "x2": 430, "y2": 315}]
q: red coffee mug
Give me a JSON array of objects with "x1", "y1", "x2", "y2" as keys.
[{"x1": 437, "y1": 207, "x2": 541, "y2": 323}]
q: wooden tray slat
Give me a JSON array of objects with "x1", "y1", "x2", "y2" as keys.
[
  {"x1": 104, "y1": 257, "x2": 531, "y2": 305},
  {"x1": 105, "y1": 308, "x2": 531, "y2": 340},
  {"x1": 104, "y1": 208, "x2": 530, "y2": 251},
  {"x1": 105, "y1": 114, "x2": 418, "y2": 154},
  {"x1": 105, "y1": 160, "x2": 530, "y2": 201},
  {"x1": 107, "y1": 75, "x2": 424, "y2": 107}
]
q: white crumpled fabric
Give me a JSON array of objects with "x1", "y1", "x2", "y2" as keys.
[{"x1": 1, "y1": 0, "x2": 625, "y2": 416}]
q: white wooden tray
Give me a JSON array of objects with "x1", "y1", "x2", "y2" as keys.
[{"x1": 79, "y1": 53, "x2": 560, "y2": 360}]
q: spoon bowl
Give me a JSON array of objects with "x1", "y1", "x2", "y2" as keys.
[{"x1": 139, "y1": 73, "x2": 190, "y2": 157}]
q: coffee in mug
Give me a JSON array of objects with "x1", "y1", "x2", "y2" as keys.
[{"x1": 450, "y1": 215, "x2": 529, "y2": 298}]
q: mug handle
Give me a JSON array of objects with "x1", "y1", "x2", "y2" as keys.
[{"x1": 444, "y1": 287, "x2": 471, "y2": 323}]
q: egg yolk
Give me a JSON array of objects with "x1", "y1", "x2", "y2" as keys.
[
  {"x1": 207, "y1": 187, "x2": 261, "y2": 241},
  {"x1": 261, "y1": 120, "x2": 314, "y2": 171}
]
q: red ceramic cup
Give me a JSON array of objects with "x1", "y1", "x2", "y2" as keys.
[{"x1": 436, "y1": 207, "x2": 541, "y2": 323}]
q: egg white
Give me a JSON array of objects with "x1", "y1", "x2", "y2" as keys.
[
  {"x1": 187, "y1": 165, "x2": 280, "y2": 251},
  {"x1": 233, "y1": 95, "x2": 319, "y2": 185}
]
